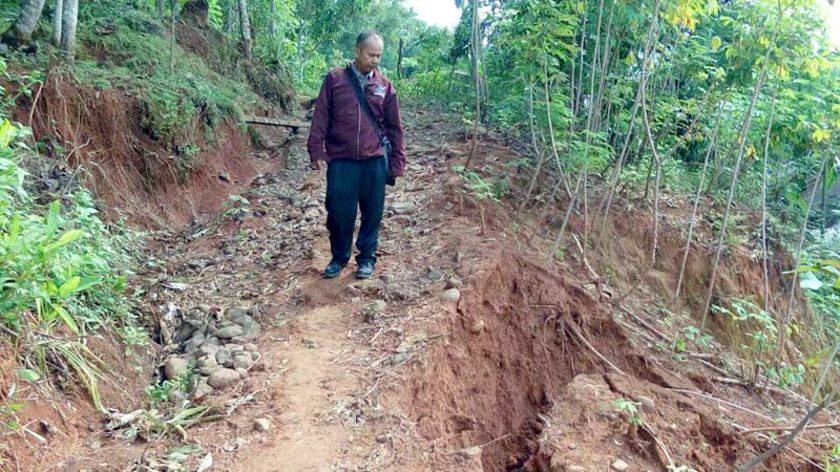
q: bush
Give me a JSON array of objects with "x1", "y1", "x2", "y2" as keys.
[{"x1": 0, "y1": 109, "x2": 142, "y2": 412}]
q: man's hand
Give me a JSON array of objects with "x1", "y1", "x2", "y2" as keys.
[{"x1": 309, "y1": 160, "x2": 321, "y2": 171}]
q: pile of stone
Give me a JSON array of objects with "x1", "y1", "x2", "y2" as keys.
[{"x1": 162, "y1": 306, "x2": 262, "y2": 401}]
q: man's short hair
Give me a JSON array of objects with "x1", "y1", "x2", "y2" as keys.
[{"x1": 356, "y1": 31, "x2": 383, "y2": 48}]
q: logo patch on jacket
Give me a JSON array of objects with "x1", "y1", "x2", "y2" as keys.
[{"x1": 373, "y1": 85, "x2": 387, "y2": 98}]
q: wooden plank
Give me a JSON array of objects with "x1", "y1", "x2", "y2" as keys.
[{"x1": 244, "y1": 116, "x2": 310, "y2": 128}]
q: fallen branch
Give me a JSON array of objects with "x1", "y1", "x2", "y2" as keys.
[
  {"x1": 738, "y1": 422, "x2": 840, "y2": 435},
  {"x1": 565, "y1": 321, "x2": 626, "y2": 375},
  {"x1": 244, "y1": 116, "x2": 310, "y2": 129},
  {"x1": 668, "y1": 388, "x2": 774, "y2": 421},
  {"x1": 737, "y1": 400, "x2": 827, "y2": 471}
]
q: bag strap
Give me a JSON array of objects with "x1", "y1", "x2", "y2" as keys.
[{"x1": 344, "y1": 66, "x2": 389, "y2": 144}]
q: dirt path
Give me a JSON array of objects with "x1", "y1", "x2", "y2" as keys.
[
  {"x1": 65, "y1": 106, "x2": 840, "y2": 472},
  {"x1": 240, "y1": 302, "x2": 359, "y2": 471}
]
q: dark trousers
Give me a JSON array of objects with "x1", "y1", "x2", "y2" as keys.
[{"x1": 326, "y1": 157, "x2": 387, "y2": 266}]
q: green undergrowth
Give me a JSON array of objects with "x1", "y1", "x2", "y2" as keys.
[
  {"x1": 1, "y1": 58, "x2": 144, "y2": 425},
  {"x1": 76, "y1": 0, "x2": 258, "y2": 149}
]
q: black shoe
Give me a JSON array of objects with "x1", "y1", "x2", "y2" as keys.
[
  {"x1": 355, "y1": 262, "x2": 374, "y2": 279},
  {"x1": 323, "y1": 261, "x2": 345, "y2": 279}
]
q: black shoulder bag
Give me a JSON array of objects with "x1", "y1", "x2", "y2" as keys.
[{"x1": 344, "y1": 66, "x2": 395, "y2": 186}]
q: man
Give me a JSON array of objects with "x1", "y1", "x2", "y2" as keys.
[{"x1": 307, "y1": 31, "x2": 407, "y2": 280}]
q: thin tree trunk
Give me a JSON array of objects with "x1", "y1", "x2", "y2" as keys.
[
  {"x1": 597, "y1": 20, "x2": 660, "y2": 237},
  {"x1": 52, "y1": 0, "x2": 62, "y2": 47},
  {"x1": 574, "y1": 1, "x2": 589, "y2": 119},
  {"x1": 673, "y1": 103, "x2": 722, "y2": 304},
  {"x1": 169, "y1": 0, "x2": 177, "y2": 72},
  {"x1": 760, "y1": 90, "x2": 778, "y2": 315},
  {"x1": 737, "y1": 399, "x2": 831, "y2": 472},
  {"x1": 593, "y1": 0, "x2": 616, "y2": 132},
  {"x1": 238, "y1": 0, "x2": 252, "y2": 61},
  {"x1": 700, "y1": 57, "x2": 771, "y2": 329},
  {"x1": 581, "y1": 0, "x2": 606, "y2": 244},
  {"x1": 269, "y1": 0, "x2": 277, "y2": 42},
  {"x1": 397, "y1": 37, "x2": 405, "y2": 79},
  {"x1": 225, "y1": 0, "x2": 235, "y2": 33},
  {"x1": 466, "y1": 0, "x2": 480, "y2": 168},
  {"x1": 59, "y1": 0, "x2": 78, "y2": 64},
  {"x1": 157, "y1": 0, "x2": 165, "y2": 20},
  {"x1": 2, "y1": 0, "x2": 46, "y2": 47},
  {"x1": 773, "y1": 154, "x2": 829, "y2": 361},
  {"x1": 297, "y1": 20, "x2": 305, "y2": 82}
]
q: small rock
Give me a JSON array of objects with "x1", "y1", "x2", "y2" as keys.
[
  {"x1": 375, "y1": 435, "x2": 389, "y2": 443},
  {"x1": 227, "y1": 343, "x2": 245, "y2": 352},
  {"x1": 225, "y1": 307, "x2": 249, "y2": 320},
  {"x1": 368, "y1": 299, "x2": 387, "y2": 313},
  {"x1": 233, "y1": 352, "x2": 252, "y2": 370},
  {"x1": 611, "y1": 459, "x2": 630, "y2": 471},
  {"x1": 250, "y1": 351, "x2": 260, "y2": 361},
  {"x1": 445, "y1": 277, "x2": 463, "y2": 289},
  {"x1": 215, "y1": 325, "x2": 244, "y2": 339},
  {"x1": 168, "y1": 389, "x2": 188, "y2": 404},
  {"x1": 199, "y1": 366, "x2": 219, "y2": 376},
  {"x1": 244, "y1": 343, "x2": 258, "y2": 352},
  {"x1": 216, "y1": 349, "x2": 232, "y2": 367},
  {"x1": 469, "y1": 319, "x2": 485, "y2": 334},
  {"x1": 392, "y1": 200, "x2": 416, "y2": 215},
  {"x1": 197, "y1": 344, "x2": 220, "y2": 357},
  {"x1": 207, "y1": 368, "x2": 241, "y2": 389},
  {"x1": 204, "y1": 336, "x2": 221, "y2": 347},
  {"x1": 235, "y1": 367, "x2": 248, "y2": 378},
  {"x1": 164, "y1": 357, "x2": 189, "y2": 380},
  {"x1": 439, "y1": 288, "x2": 461, "y2": 302},
  {"x1": 254, "y1": 418, "x2": 271, "y2": 432},
  {"x1": 197, "y1": 356, "x2": 218, "y2": 370},
  {"x1": 184, "y1": 331, "x2": 206, "y2": 352},
  {"x1": 426, "y1": 268, "x2": 444, "y2": 281},
  {"x1": 218, "y1": 170, "x2": 231, "y2": 182},
  {"x1": 638, "y1": 395, "x2": 655, "y2": 413},
  {"x1": 232, "y1": 315, "x2": 255, "y2": 327}
]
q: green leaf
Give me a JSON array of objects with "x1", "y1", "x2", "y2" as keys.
[
  {"x1": 59, "y1": 277, "x2": 81, "y2": 298},
  {"x1": 54, "y1": 306, "x2": 80, "y2": 335},
  {"x1": 44, "y1": 230, "x2": 84, "y2": 253},
  {"x1": 18, "y1": 369, "x2": 40, "y2": 382},
  {"x1": 45, "y1": 201, "x2": 60, "y2": 237},
  {"x1": 799, "y1": 273, "x2": 824, "y2": 291}
]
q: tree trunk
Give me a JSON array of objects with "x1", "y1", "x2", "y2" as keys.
[
  {"x1": 269, "y1": 0, "x2": 277, "y2": 42},
  {"x1": 397, "y1": 37, "x2": 405, "y2": 79},
  {"x1": 297, "y1": 20, "x2": 305, "y2": 82},
  {"x1": 238, "y1": 0, "x2": 252, "y2": 61},
  {"x1": 466, "y1": 0, "x2": 480, "y2": 168},
  {"x1": 700, "y1": 55, "x2": 771, "y2": 329},
  {"x1": 225, "y1": 0, "x2": 235, "y2": 33},
  {"x1": 169, "y1": 0, "x2": 176, "y2": 72},
  {"x1": 2, "y1": 0, "x2": 47, "y2": 47},
  {"x1": 156, "y1": 0, "x2": 165, "y2": 19},
  {"x1": 59, "y1": 0, "x2": 78, "y2": 64},
  {"x1": 52, "y1": 0, "x2": 62, "y2": 47}
]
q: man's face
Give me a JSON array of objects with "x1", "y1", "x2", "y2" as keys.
[{"x1": 355, "y1": 38, "x2": 384, "y2": 74}]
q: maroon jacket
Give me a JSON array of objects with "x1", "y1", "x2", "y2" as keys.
[{"x1": 307, "y1": 64, "x2": 407, "y2": 177}]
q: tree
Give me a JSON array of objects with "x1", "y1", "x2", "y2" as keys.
[
  {"x1": 59, "y1": 0, "x2": 78, "y2": 63},
  {"x1": 51, "y1": 0, "x2": 63, "y2": 47},
  {"x1": 239, "y1": 0, "x2": 253, "y2": 61},
  {"x1": 1, "y1": 0, "x2": 47, "y2": 48}
]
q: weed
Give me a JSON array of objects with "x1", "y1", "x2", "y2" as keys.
[{"x1": 613, "y1": 398, "x2": 643, "y2": 426}]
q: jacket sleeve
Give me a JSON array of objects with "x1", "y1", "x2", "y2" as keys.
[
  {"x1": 307, "y1": 73, "x2": 332, "y2": 163},
  {"x1": 383, "y1": 83, "x2": 406, "y2": 177}
]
